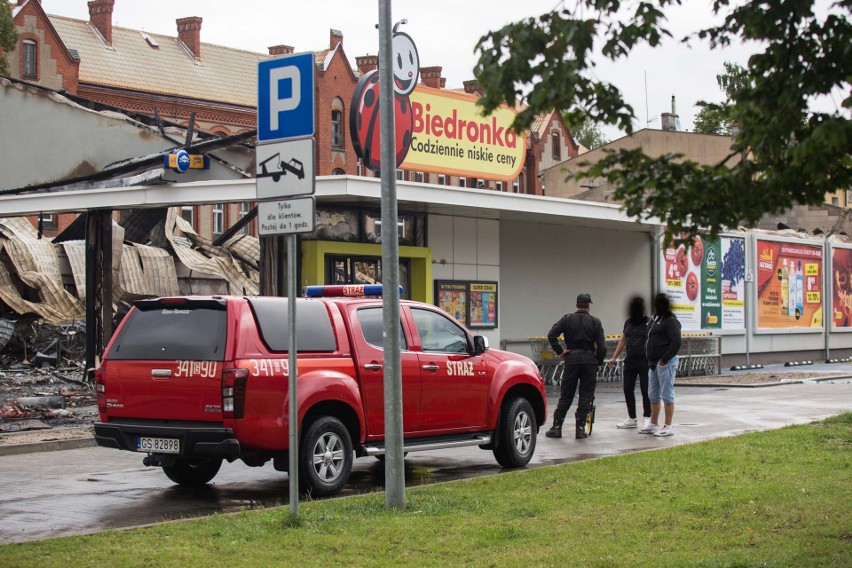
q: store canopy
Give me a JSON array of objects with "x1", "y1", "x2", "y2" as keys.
[{"x1": 0, "y1": 175, "x2": 661, "y2": 233}]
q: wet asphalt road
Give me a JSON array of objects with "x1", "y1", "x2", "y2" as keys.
[{"x1": 0, "y1": 375, "x2": 850, "y2": 545}]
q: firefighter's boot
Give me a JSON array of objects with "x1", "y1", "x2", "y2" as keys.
[{"x1": 545, "y1": 417, "x2": 563, "y2": 439}]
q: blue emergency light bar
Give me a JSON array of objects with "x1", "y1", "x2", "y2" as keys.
[{"x1": 303, "y1": 284, "x2": 404, "y2": 298}]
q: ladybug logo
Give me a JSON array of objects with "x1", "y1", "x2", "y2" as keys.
[
  {"x1": 392, "y1": 27, "x2": 419, "y2": 96},
  {"x1": 350, "y1": 20, "x2": 419, "y2": 173}
]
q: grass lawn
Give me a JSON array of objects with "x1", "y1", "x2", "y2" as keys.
[{"x1": 2, "y1": 414, "x2": 850, "y2": 567}]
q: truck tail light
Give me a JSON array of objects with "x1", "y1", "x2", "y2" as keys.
[
  {"x1": 222, "y1": 368, "x2": 249, "y2": 419},
  {"x1": 95, "y1": 365, "x2": 107, "y2": 413}
]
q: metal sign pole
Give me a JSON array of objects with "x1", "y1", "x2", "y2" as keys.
[
  {"x1": 256, "y1": 51, "x2": 316, "y2": 516},
  {"x1": 287, "y1": 233, "x2": 299, "y2": 515},
  {"x1": 824, "y1": 239, "x2": 831, "y2": 361},
  {"x1": 378, "y1": 0, "x2": 405, "y2": 509}
]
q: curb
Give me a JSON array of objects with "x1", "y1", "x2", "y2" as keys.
[
  {"x1": 0, "y1": 434, "x2": 96, "y2": 457},
  {"x1": 676, "y1": 375, "x2": 852, "y2": 389},
  {"x1": 676, "y1": 381, "x2": 797, "y2": 388}
]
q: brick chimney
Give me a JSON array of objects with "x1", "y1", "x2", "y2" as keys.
[
  {"x1": 177, "y1": 16, "x2": 203, "y2": 60},
  {"x1": 661, "y1": 95, "x2": 679, "y2": 131},
  {"x1": 463, "y1": 79, "x2": 481, "y2": 95},
  {"x1": 420, "y1": 66, "x2": 443, "y2": 89},
  {"x1": 330, "y1": 29, "x2": 343, "y2": 50},
  {"x1": 356, "y1": 55, "x2": 377, "y2": 75},
  {"x1": 268, "y1": 45, "x2": 295, "y2": 56},
  {"x1": 88, "y1": 0, "x2": 114, "y2": 46}
]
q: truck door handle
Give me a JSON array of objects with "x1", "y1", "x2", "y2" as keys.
[
  {"x1": 151, "y1": 369, "x2": 172, "y2": 378},
  {"x1": 363, "y1": 362, "x2": 383, "y2": 371},
  {"x1": 421, "y1": 363, "x2": 440, "y2": 372}
]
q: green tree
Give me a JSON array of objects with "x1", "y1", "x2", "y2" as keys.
[
  {"x1": 474, "y1": 1, "x2": 851, "y2": 244},
  {"x1": 563, "y1": 111, "x2": 609, "y2": 149},
  {"x1": 0, "y1": 0, "x2": 18, "y2": 76},
  {"x1": 694, "y1": 62, "x2": 749, "y2": 135}
]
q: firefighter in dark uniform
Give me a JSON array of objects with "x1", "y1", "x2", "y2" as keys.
[{"x1": 545, "y1": 293, "x2": 607, "y2": 439}]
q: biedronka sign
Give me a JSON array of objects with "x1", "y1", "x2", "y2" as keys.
[
  {"x1": 404, "y1": 86, "x2": 525, "y2": 182},
  {"x1": 349, "y1": 23, "x2": 526, "y2": 182}
]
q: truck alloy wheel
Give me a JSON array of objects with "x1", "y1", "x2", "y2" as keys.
[
  {"x1": 299, "y1": 416, "x2": 353, "y2": 497},
  {"x1": 493, "y1": 396, "x2": 537, "y2": 468}
]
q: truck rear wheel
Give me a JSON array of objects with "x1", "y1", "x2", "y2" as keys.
[
  {"x1": 162, "y1": 457, "x2": 223, "y2": 486},
  {"x1": 493, "y1": 397, "x2": 537, "y2": 468},
  {"x1": 299, "y1": 416, "x2": 353, "y2": 497}
]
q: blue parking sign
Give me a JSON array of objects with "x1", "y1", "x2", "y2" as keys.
[{"x1": 258, "y1": 53, "x2": 315, "y2": 142}]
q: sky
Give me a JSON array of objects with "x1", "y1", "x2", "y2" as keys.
[{"x1": 37, "y1": 0, "x2": 764, "y2": 142}]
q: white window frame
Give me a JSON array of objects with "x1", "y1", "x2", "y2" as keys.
[
  {"x1": 22, "y1": 40, "x2": 37, "y2": 79},
  {"x1": 331, "y1": 109, "x2": 343, "y2": 149},
  {"x1": 212, "y1": 204, "x2": 225, "y2": 236},
  {"x1": 239, "y1": 202, "x2": 250, "y2": 235},
  {"x1": 438, "y1": 174, "x2": 446, "y2": 185},
  {"x1": 458, "y1": 176, "x2": 467, "y2": 188},
  {"x1": 181, "y1": 205, "x2": 195, "y2": 227},
  {"x1": 414, "y1": 171, "x2": 424, "y2": 183},
  {"x1": 496, "y1": 181, "x2": 504, "y2": 192},
  {"x1": 552, "y1": 132, "x2": 561, "y2": 160}
]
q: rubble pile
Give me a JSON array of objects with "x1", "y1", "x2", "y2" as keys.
[{"x1": 0, "y1": 321, "x2": 96, "y2": 434}]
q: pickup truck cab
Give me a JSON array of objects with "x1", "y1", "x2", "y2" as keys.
[{"x1": 94, "y1": 285, "x2": 546, "y2": 497}]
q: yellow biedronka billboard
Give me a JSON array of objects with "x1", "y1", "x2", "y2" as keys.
[{"x1": 402, "y1": 85, "x2": 527, "y2": 182}]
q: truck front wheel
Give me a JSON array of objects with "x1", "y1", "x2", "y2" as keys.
[
  {"x1": 299, "y1": 416, "x2": 353, "y2": 497},
  {"x1": 492, "y1": 397, "x2": 537, "y2": 468},
  {"x1": 162, "y1": 457, "x2": 223, "y2": 486}
]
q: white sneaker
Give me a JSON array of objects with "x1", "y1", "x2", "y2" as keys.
[
  {"x1": 654, "y1": 424, "x2": 674, "y2": 437},
  {"x1": 638, "y1": 422, "x2": 659, "y2": 434},
  {"x1": 616, "y1": 417, "x2": 638, "y2": 429}
]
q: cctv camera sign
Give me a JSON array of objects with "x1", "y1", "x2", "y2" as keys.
[{"x1": 403, "y1": 86, "x2": 525, "y2": 182}]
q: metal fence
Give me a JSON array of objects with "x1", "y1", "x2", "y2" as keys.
[{"x1": 527, "y1": 333, "x2": 721, "y2": 386}]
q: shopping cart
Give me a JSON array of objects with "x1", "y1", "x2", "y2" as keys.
[{"x1": 529, "y1": 337, "x2": 564, "y2": 385}]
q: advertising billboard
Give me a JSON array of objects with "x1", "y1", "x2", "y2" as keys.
[
  {"x1": 831, "y1": 246, "x2": 852, "y2": 329},
  {"x1": 435, "y1": 280, "x2": 499, "y2": 328},
  {"x1": 403, "y1": 86, "x2": 526, "y2": 181},
  {"x1": 662, "y1": 236, "x2": 745, "y2": 331},
  {"x1": 755, "y1": 238, "x2": 823, "y2": 329},
  {"x1": 350, "y1": 23, "x2": 525, "y2": 182}
]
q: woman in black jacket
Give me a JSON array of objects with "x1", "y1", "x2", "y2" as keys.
[
  {"x1": 608, "y1": 296, "x2": 651, "y2": 429},
  {"x1": 639, "y1": 293, "x2": 682, "y2": 437}
]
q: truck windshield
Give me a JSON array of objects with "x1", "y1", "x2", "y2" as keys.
[{"x1": 109, "y1": 306, "x2": 227, "y2": 361}]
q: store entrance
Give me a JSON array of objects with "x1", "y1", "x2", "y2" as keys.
[{"x1": 326, "y1": 255, "x2": 411, "y2": 299}]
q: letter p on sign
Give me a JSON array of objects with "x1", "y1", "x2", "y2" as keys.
[
  {"x1": 269, "y1": 66, "x2": 300, "y2": 130},
  {"x1": 257, "y1": 52, "x2": 315, "y2": 142}
]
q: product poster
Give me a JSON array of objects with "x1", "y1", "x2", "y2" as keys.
[
  {"x1": 720, "y1": 238, "x2": 746, "y2": 329},
  {"x1": 831, "y1": 247, "x2": 852, "y2": 329},
  {"x1": 435, "y1": 281, "x2": 468, "y2": 326},
  {"x1": 700, "y1": 238, "x2": 722, "y2": 328},
  {"x1": 756, "y1": 239, "x2": 823, "y2": 329},
  {"x1": 434, "y1": 280, "x2": 498, "y2": 329},
  {"x1": 662, "y1": 236, "x2": 745, "y2": 330},
  {"x1": 469, "y1": 282, "x2": 498, "y2": 327}
]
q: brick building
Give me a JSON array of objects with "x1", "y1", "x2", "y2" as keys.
[{"x1": 7, "y1": 0, "x2": 578, "y2": 238}]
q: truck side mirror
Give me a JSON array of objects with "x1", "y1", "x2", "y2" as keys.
[{"x1": 472, "y1": 335, "x2": 488, "y2": 356}]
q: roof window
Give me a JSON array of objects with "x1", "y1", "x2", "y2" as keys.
[{"x1": 140, "y1": 32, "x2": 160, "y2": 49}]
